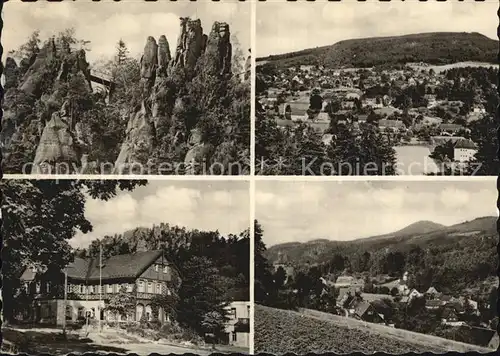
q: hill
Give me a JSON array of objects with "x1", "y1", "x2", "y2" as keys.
[
  {"x1": 254, "y1": 305, "x2": 492, "y2": 353},
  {"x1": 257, "y1": 32, "x2": 498, "y2": 68},
  {"x1": 391, "y1": 220, "x2": 446, "y2": 236},
  {"x1": 265, "y1": 216, "x2": 497, "y2": 265}
]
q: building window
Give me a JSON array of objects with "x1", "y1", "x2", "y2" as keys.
[
  {"x1": 67, "y1": 284, "x2": 72, "y2": 293},
  {"x1": 78, "y1": 307, "x2": 85, "y2": 319},
  {"x1": 163, "y1": 266, "x2": 169, "y2": 274},
  {"x1": 36, "y1": 282, "x2": 41, "y2": 293},
  {"x1": 154, "y1": 264, "x2": 159, "y2": 272},
  {"x1": 156, "y1": 283, "x2": 161, "y2": 294},
  {"x1": 127, "y1": 284, "x2": 133, "y2": 292},
  {"x1": 65, "y1": 306, "x2": 73, "y2": 321},
  {"x1": 79, "y1": 285, "x2": 84, "y2": 293},
  {"x1": 89, "y1": 285, "x2": 95, "y2": 294},
  {"x1": 147, "y1": 282, "x2": 153, "y2": 293},
  {"x1": 107, "y1": 284, "x2": 113, "y2": 293},
  {"x1": 232, "y1": 332, "x2": 237, "y2": 342},
  {"x1": 247, "y1": 305, "x2": 250, "y2": 318},
  {"x1": 138, "y1": 281, "x2": 145, "y2": 293},
  {"x1": 231, "y1": 308, "x2": 237, "y2": 319}
]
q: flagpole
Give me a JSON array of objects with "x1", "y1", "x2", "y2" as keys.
[
  {"x1": 63, "y1": 268, "x2": 68, "y2": 336},
  {"x1": 99, "y1": 241, "x2": 102, "y2": 332}
]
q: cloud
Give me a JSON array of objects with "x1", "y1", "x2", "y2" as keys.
[
  {"x1": 256, "y1": 180, "x2": 496, "y2": 246},
  {"x1": 71, "y1": 183, "x2": 249, "y2": 248},
  {"x1": 256, "y1": 1, "x2": 497, "y2": 57},
  {"x1": 2, "y1": 1, "x2": 249, "y2": 64}
]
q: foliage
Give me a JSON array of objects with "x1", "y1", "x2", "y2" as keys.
[
  {"x1": 176, "y1": 256, "x2": 229, "y2": 335},
  {"x1": 259, "y1": 32, "x2": 497, "y2": 68},
  {"x1": 1, "y1": 179, "x2": 147, "y2": 322},
  {"x1": 254, "y1": 305, "x2": 454, "y2": 354},
  {"x1": 106, "y1": 285, "x2": 136, "y2": 320}
]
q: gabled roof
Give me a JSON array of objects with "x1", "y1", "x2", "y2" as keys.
[
  {"x1": 379, "y1": 119, "x2": 405, "y2": 128},
  {"x1": 426, "y1": 300, "x2": 445, "y2": 307},
  {"x1": 439, "y1": 123, "x2": 464, "y2": 131},
  {"x1": 21, "y1": 250, "x2": 165, "y2": 282},
  {"x1": 354, "y1": 301, "x2": 372, "y2": 317},
  {"x1": 426, "y1": 286, "x2": 439, "y2": 294},
  {"x1": 454, "y1": 138, "x2": 477, "y2": 150}
]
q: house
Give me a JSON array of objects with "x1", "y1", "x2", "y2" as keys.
[
  {"x1": 337, "y1": 286, "x2": 360, "y2": 307},
  {"x1": 224, "y1": 301, "x2": 250, "y2": 348},
  {"x1": 280, "y1": 102, "x2": 309, "y2": 121},
  {"x1": 453, "y1": 138, "x2": 477, "y2": 163},
  {"x1": 425, "y1": 286, "x2": 441, "y2": 298},
  {"x1": 361, "y1": 293, "x2": 394, "y2": 303},
  {"x1": 426, "y1": 300, "x2": 446, "y2": 310},
  {"x1": 441, "y1": 307, "x2": 465, "y2": 326},
  {"x1": 334, "y1": 276, "x2": 365, "y2": 289},
  {"x1": 408, "y1": 288, "x2": 423, "y2": 301},
  {"x1": 439, "y1": 123, "x2": 464, "y2": 135},
  {"x1": 19, "y1": 250, "x2": 182, "y2": 326},
  {"x1": 378, "y1": 119, "x2": 406, "y2": 133},
  {"x1": 350, "y1": 300, "x2": 385, "y2": 324}
]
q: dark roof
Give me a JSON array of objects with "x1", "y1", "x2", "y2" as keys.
[
  {"x1": 439, "y1": 123, "x2": 464, "y2": 131},
  {"x1": 354, "y1": 301, "x2": 372, "y2": 317},
  {"x1": 426, "y1": 300, "x2": 445, "y2": 307},
  {"x1": 21, "y1": 250, "x2": 165, "y2": 282},
  {"x1": 454, "y1": 138, "x2": 477, "y2": 150},
  {"x1": 379, "y1": 119, "x2": 405, "y2": 128}
]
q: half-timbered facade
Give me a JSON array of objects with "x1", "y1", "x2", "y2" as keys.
[{"x1": 19, "y1": 250, "x2": 181, "y2": 326}]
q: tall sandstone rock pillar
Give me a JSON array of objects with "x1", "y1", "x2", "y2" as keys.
[{"x1": 169, "y1": 18, "x2": 204, "y2": 74}]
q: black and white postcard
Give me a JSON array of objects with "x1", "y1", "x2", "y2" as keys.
[
  {"x1": 1, "y1": 1, "x2": 250, "y2": 175},
  {"x1": 254, "y1": 179, "x2": 498, "y2": 353},
  {"x1": 255, "y1": 1, "x2": 497, "y2": 175},
  {"x1": 2, "y1": 179, "x2": 250, "y2": 354}
]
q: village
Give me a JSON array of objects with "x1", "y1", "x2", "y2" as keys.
[
  {"x1": 272, "y1": 257, "x2": 499, "y2": 350},
  {"x1": 257, "y1": 62, "x2": 496, "y2": 173}
]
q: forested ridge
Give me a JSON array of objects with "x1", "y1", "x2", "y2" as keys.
[{"x1": 258, "y1": 32, "x2": 498, "y2": 68}]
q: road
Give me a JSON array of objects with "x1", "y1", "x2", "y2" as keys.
[{"x1": 116, "y1": 342, "x2": 213, "y2": 355}]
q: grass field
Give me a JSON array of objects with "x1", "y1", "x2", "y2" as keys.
[{"x1": 254, "y1": 305, "x2": 493, "y2": 354}]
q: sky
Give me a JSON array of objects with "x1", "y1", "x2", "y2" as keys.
[
  {"x1": 257, "y1": 0, "x2": 498, "y2": 57},
  {"x1": 71, "y1": 180, "x2": 250, "y2": 249},
  {"x1": 2, "y1": 0, "x2": 250, "y2": 65},
  {"x1": 256, "y1": 179, "x2": 498, "y2": 246}
]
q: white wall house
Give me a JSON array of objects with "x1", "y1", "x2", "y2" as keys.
[{"x1": 225, "y1": 301, "x2": 250, "y2": 348}]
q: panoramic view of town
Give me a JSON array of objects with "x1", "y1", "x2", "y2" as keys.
[
  {"x1": 254, "y1": 180, "x2": 498, "y2": 353},
  {"x1": 2, "y1": 179, "x2": 250, "y2": 354},
  {"x1": 255, "y1": 2, "x2": 497, "y2": 175}
]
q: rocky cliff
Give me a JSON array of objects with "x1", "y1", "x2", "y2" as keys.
[
  {"x1": 114, "y1": 17, "x2": 234, "y2": 173},
  {"x1": 3, "y1": 36, "x2": 93, "y2": 173},
  {"x1": 3, "y1": 17, "x2": 247, "y2": 175}
]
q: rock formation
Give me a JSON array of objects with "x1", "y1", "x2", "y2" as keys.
[
  {"x1": 203, "y1": 22, "x2": 232, "y2": 77},
  {"x1": 31, "y1": 111, "x2": 79, "y2": 174},
  {"x1": 3, "y1": 35, "x2": 94, "y2": 173},
  {"x1": 140, "y1": 36, "x2": 159, "y2": 95},
  {"x1": 114, "y1": 101, "x2": 156, "y2": 172},
  {"x1": 170, "y1": 18, "x2": 204, "y2": 73},
  {"x1": 7, "y1": 17, "x2": 239, "y2": 174},
  {"x1": 115, "y1": 17, "x2": 235, "y2": 173},
  {"x1": 157, "y1": 35, "x2": 171, "y2": 74},
  {"x1": 4, "y1": 57, "x2": 20, "y2": 90}
]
